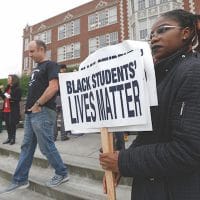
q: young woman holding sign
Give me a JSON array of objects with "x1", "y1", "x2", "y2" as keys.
[{"x1": 99, "y1": 9, "x2": 200, "y2": 200}]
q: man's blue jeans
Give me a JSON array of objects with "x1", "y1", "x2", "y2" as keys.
[{"x1": 12, "y1": 106, "x2": 67, "y2": 184}]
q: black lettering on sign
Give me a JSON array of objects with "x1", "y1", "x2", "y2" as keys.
[
  {"x1": 68, "y1": 96, "x2": 77, "y2": 124},
  {"x1": 96, "y1": 89, "x2": 106, "y2": 120},
  {"x1": 66, "y1": 81, "x2": 72, "y2": 94},
  {"x1": 89, "y1": 91, "x2": 96, "y2": 122},
  {"x1": 132, "y1": 80, "x2": 142, "y2": 116},
  {"x1": 105, "y1": 87, "x2": 113, "y2": 120},
  {"x1": 109, "y1": 86, "x2": 117, "y2": 119},
  {"x1": 124, "y1": 82, "x2": 134, "y2": 117}
]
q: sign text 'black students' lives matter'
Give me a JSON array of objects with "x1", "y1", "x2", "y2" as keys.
[
  {"x1": 59, "y1": 50, "x2": 148, "y2": 130},
  {"x1": 66, "y1": 60, "x2": 141, "y2": 123}
]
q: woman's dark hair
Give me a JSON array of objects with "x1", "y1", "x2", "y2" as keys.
[
  {"x1": 9, "y1": 74, "x2": 20, "y2": 88},
  {"x1": 161, "y1": 9, "x2": 200, "y2": 51}
]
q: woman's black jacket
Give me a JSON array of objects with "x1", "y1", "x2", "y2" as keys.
[{"x1": 118, "y1": 52, "x2": 200, "y2": 200}]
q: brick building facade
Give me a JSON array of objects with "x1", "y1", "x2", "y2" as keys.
[
  {"x1": 128, "y1": 0, "x2": 200, "y2": 41},
  {"x1": 182, "y1": 0, "x2": 200, "y2": 14},
  {"x1": 22, "y1": 0, "x2": 129, "y2": 75}
]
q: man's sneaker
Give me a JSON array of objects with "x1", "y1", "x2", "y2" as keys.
[
  {"x1": 46, "y1": 174, "x2": 69, "y2": 187},
  {"x1": 1, "y1": 181, "x2": 29, "y2": 194}
]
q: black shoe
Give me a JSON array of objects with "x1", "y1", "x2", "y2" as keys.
[
  {"x1": 61, "y1": 136, "x2": 70, "y2": 141},
  {"x1": 3, "y1": 139, "x2": 10, "y2": 144},
  {"x1": 10, "y1": 139, "x2": 15, "y2": 145}
]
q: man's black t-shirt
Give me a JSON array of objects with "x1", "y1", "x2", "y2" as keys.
[{"x1": 25, "y1": 60, "x2": 59, "y2": 111}]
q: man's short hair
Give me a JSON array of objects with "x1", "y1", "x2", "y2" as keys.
[{"x1": 35, "y1": 40, "x2": 47, "y2": 52}]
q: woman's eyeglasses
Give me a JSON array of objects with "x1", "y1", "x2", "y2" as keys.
[{"x1": 149, "y1": 25, "x2": 181, "y2": 40}]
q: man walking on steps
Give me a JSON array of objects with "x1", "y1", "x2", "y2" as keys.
[{"x1": 3, "y1": 40, "x2": 69, "y2": 193}]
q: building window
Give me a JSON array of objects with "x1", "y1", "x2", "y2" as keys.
[
  {"x1": 58, "y1": 25, "x2": 66, "y2": 40},
  {"x1": 66, "y1": 45, "x2": 73, "y2": 60},
  {"x1": 23, "y1": 57, "x2": 29, "y2": 70},
  {"x1": 160, "y1": 0, "x2": 167, "y2": 2},
  {"x1": 149, "y1": 0, "x2": 156, "y2": 7},
  {"x1": 58, "y1": 19, "x2": 80, "y2": 40},
  {"x1": 138, "y1": 0, "x2": 145, "y2": 10},
  {"x1": 34, "y1": 30, "x2": 51, "y2": 44},
  {"x1": 74, "y1": 42, "x2": 80, "y2": 58},
  {"x1": 58, "y1": 46, "x2": 66, "y2": 62},
  {"x1": 99, "y1": 10, "x2": 108, "y2": 28},
  {"x1": 109, "y1": 6, "x2": 118, "y2": 24},
  {"x1": 46, "y1": 50, "x2": 51, "y2": 60},
  {"x1": 89, "y1": 38, "x2": 98, "y2": 54},
  {"x1": 109, "y1": 32, "x2": 118, "y2": 45},
  {"x1": 66, "y1": 23, "x2": 73, "y2": 38},
  {"x1": 88, "y1": 13, "x2": 97, "y2": 30},
  {"x1": 24, "y1": 38, "x2": 29, "y2": 51},
  {"x1": 74, "y1": 19, "x2": 80, "y2": 35},
  {"x1": 140, "y1": 29, "x2": 148, "y2": 40},
  {"x1": 99, "y1": 35, "x2": 107, "y2": 48},
  {"x1": 89, "y1": 32, "x2": 118, "y2": 54},
  {"x1": 149, "y1": 16, "x2": 157, "y2": 27},
  {"x1": 57, "y1": 42, "x2": 80, "y2": 62},
  {"x1": 88, "y1": 6, "x2": 117, "y2": 31},
  {"x1": 139, "y1": 20, "x2": 148, "y2": 40}
]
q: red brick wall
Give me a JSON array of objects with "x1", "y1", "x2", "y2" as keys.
[
  {"x1": 22, "y1": 0, "x2": 129, "y2": 73},
  {"x1": 182, "y1": 0, "x2": 190, "y2": 12},
  {"x1": 183, "y1": 0, "x2": 200, "y2": 14},
  {"x1": 193, "y1": 0, "x2": 200, "y2": 14}
]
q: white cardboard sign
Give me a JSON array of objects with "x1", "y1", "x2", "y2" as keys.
[{"x1": 59, "y1": 50, "x2": 150, "y2": 130}]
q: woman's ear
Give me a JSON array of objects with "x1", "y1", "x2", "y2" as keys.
[{"x1": 182, "y1": 27, "x2": 192, "y2": 41}]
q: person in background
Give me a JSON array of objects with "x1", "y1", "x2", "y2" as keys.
[
  {"x1": 114, "y1": 132, "x2": 125, "y2": 151},
  {"x1": 100, "y1": 9, "x2": 200, "y2": 200},
  {"x1": 54, "y1": 64, "x2": 70, "y2": 141},
  {"x1": 3, "y1": 40, "x2": 69, "y2": 194},
  {"x1": 0, "y1": 75, "x2": 22, "y2": 145},
  {"x1": 0, "y1": 96, "x2": 3, "y2": 133}
]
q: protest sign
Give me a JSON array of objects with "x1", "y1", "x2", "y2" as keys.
[
  {"x1": 79, "y1": 40, "x2": 157, "y2": 106},
  {"x1": 59, "y1": 50, "x2": 149, "y2": 130}
]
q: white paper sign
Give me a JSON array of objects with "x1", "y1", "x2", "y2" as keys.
[
  {"x1": 80, "y1": 40, "x2": 157, "y2": 106},
  {"x1": 59, "y1": 50, "x2": 150, "y2": 130}
]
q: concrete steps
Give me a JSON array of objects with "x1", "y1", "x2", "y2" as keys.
[{"x1": 0, "y1": 130, "x2": 132, "y2": 199}]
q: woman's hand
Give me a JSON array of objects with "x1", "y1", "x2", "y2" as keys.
[{"x1": 99, "y1": 151, "x2": 120, "y2": 173}]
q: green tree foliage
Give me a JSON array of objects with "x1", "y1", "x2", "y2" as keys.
[
  {"x1": 66, "y1": 66, "x2": 78, "y2": 72},
  {"x1": 20, "y1": 75, "x2": 30, "y2": 97},
  {"x1": 0, "y1": 78, "x2": 7, "y2": 86},
  {"x1": 0, "y1": 75, "x2": 30, "y2": 97}
]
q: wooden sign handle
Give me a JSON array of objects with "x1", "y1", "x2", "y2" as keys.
[{"x1": 100, "y1": 127, "x2": 116, "y2": 200}]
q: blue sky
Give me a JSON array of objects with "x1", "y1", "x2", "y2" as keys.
[{"x1": 0, "y1": 0, "x2": 91, "y2": 78}]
